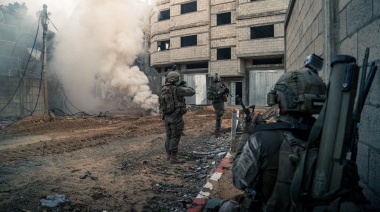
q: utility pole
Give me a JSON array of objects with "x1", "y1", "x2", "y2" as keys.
[{"x1": 41, "y1": 4, "x2": 48, "y2": 114}]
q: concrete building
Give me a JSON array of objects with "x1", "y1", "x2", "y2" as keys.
[
  {"x1": 150, "y1": 0, "x2": 289, "y2": 106},
  {"x1": 285, "y1": 0, "x2": 380, "y2": 208}
]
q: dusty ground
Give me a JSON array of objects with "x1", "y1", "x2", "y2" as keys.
[{"x1": 0, "y1": 106, "x2": 255, "y2": 212}]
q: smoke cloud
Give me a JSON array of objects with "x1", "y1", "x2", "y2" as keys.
[{"x1": 3, "y1": 0, "x2": 159, "y2": 114}]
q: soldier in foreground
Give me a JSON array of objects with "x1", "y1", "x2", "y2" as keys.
[
  {"x1": 203, "y1": 54, "x2": 376, "y2": 211},
  {"x1": 231, "y1": 69, "x2": 327, "y2": 211},
  {"x1": 159, "y1": 71, "x2": 195, "y2": 164},
  {"x1": 207, "y1": 73, "x2": 229, "y2": 137}
]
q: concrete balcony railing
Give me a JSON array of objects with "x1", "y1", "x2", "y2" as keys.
[
  {"x1": 170, "y1": 46, "x2": 209, "y2": 63},
  {"x1": 236, "y1": 37, "x2": 284, "y2": 58},
  {"x1": 151, "y1": 50, "x2": 171, "y2": 66}
]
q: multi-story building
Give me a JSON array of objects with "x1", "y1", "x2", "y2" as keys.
[{"x1": 150, "y1": 0, "x2": 289, "y2": 106}]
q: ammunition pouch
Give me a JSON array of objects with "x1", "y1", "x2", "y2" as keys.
[{"x1": 223, "y1": 94, "x2": 228, "y2": 102}]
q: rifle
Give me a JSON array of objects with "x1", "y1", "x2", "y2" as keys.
[
  {"x1": 351, "y1": 59, "x2": 378, "y2": 161},
  {"x1": 236, "y1": 95, "x2": 255, "y2": 122}
]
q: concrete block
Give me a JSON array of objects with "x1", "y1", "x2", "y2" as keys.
[
  {"x1": 338, "y1": 8, "x2": 347, "y2": 42},
  {"x1": 357, "y1": 142, "x2": 369, "y2": 184},
  {"x1": 314, "y1": 34, "x2": 323, "y2": 56},
  {"x1": 369, "y1": 148, "x2": 380, "y2": 195},
  {"x1": 337, "y1": 32, "x2": 358, "y2": 59},
  {"x1": 311, "y1": 18, "x2": 319, "y2": 41},
  {"x1": 375, "y1": 0, "x2": 380, "y2": 18},
  {"x1": 318, "y1": 11, "x2": 324, "y2": 35},
  {"x1": 360, "y1": 105, "x2": 380, "y2": 150},
  {"x1": 346, "y1": 0, "x2": 372, "y2": 36},
  {"x1": 357, "y1": 18, "x2": 380, "y2": 67},
  {"x1": 338, "y1": 0, "x2": 351, "y2": 12},
  {"x1": 359, "y1": 182, "x2": 380, "y2": 210}
]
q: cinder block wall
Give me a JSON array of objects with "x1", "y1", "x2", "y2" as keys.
[
  {"x1": 0, "y1": 76, "x2": 44, "y2": 118},
  {"x1": 285, "y1": 0, "x2": 323, "y2": 73},
  {"x1": 337, "y1": 0, "x2": 380, "y2": 207},
  {"x1": 285, "y1": 0, "x2": 380, "y2": 207}
]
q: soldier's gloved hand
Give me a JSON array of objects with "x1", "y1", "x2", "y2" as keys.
[
  {"x1": 224, "y1": 87, "x2": 230, "y2": 94},
  {"x1": 179, "y1": 81, "x2": 187, "y2": 86}
]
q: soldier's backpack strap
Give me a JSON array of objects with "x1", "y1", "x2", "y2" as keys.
[
  {"x1": 251, "y1": 121, "x2": 312, "y2": 134},
  {"x1": 290, "y1": 102, "x2": 327, "y2": 209}
]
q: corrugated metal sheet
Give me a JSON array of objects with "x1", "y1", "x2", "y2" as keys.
[
  {"x1": 249, "y1": 70, "x2": 284, "y2": 106},
  {"x1": 183, "y1": 74, "x2": 207, "y2": 105}
]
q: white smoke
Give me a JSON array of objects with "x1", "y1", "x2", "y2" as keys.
[{"x1": 3, "y1": 0, "x2": 159, "y2": 114}]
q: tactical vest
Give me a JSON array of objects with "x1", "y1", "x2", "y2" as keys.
[
  {"x1": 207, "y1": 82, "x2": 227, "y2": 102},
  {"x1": 233, "y1": 121, "x2": 314, "y2": 212},
  {"x1": 159, "y1": 85, "x2": 186, "y2": 114}
]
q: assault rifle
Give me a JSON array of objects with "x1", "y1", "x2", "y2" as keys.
[{"x1": 236, "y1": 95, "x2": 255, "y2": 122}]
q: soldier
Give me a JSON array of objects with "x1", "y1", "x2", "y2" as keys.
[
  {"x1": 207, "y1": 73, "x2": 229, "y2": 137},
  {"x1": 159, "y1": 71, "x2": 195, "y2": 164},
  {"x1": 232, "y1": 69, "x2": 327, "y2": 211}
]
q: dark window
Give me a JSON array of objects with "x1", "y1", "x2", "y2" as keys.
[
  {"x1": 186, "y1": 62, "x2": 208, "y2": 69},
  {"x1": 157, "y1": 40, "x2": 170, "y2": 51},
  {"x1": 217, "y1": 12, "x2": 231, "y2": 25},
  {"x1": 158, "y1": 9, "x2": 170, "y2": 21},
  {"x1": 181, "y1": 1, "x2": 197, "y2": 14},
  {"x1": 181, "y1": 35, "x2": 197, "y2": 47},
  {"x1": 250, "y1": 25, "x2": 274, "y2": 39},
  {"x1": 217, "y1": 48, "x2": 231, "y2": 60},
  {"x1": 252, "y1": 57, "x2": 283, "y2": 65}
]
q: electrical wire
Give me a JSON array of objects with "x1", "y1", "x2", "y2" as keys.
[
  {"x1": 0, "y1": 14, "x2": 41, "y2": 115},
  {"x1": 47, "y1": 17, "x2": 59, "y2": 32}
]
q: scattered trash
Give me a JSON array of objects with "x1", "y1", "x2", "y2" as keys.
[
  {"x1": 40, "y1": 194, "x2": 69, "y2": 207},
  {"x1": 80, "y1": 171, "x2": 98, "y2": 180}
]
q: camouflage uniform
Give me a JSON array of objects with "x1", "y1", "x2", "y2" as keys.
[
  {"x1": 208, "y1": 76, "x2": 228, "y2": 135},
  {"x1": 160, "y1": 73, "x2": 195, "y2": 162}
]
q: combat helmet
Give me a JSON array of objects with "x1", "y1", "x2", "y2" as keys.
[
  {"x1": 213, "y1": 73, "x2": 221, "y2": 82},
  {"x1": 267, "y1": 69, "x2": 326, "y2": 114},
  {"x1": 167, "y1": 71, "x2": 180, "y2": 83}
]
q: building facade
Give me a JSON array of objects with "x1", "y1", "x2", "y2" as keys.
[
  {"x1": 285, "y1": 0, "x2": 380, "y2": 208},
  {"x1": 150, "y1": 0, "x2": 289, "y2": 106}
]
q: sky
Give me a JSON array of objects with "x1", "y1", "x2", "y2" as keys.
[{"x1": 2, "y1": 0, "x2": 159, "y2": 114}]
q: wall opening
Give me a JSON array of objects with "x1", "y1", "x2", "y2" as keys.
[
  {"x1": 217, "y1": 12, "x2": 231, "y2": 25},
  {"x1": 157, "y1": 40, "x2": 170, "y2": 51},
  {"x1": 251, "y1": 25, "x2": 274, "y2": 39},
  {"x1": 217, "y1": 48, "x2": 231, "y2": 60},
  {"x1": 158, "y1": 9, "x2": 170, "y2": 21},
  {"x1": 181, "y1": 1, "x2": 197, "y2": 14},
  {"x1": 181, "y1": 35, "x2": 197, "y2": 47}
]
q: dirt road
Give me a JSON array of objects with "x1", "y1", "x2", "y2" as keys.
[{"x1": 0, "y1": 107, "x2": 239, "y2": 211}]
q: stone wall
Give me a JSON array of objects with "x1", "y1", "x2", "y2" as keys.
[{"x1": 285, "y1": 0, "x2": 380, "y2": 207}]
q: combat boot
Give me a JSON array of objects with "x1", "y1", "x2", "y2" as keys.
[
  {"x1": 169, "y1": 152, "x2": 185, "y2": 164},
  {"x1": 166, "y1": 152, "x2": 171, "y2": 161}
]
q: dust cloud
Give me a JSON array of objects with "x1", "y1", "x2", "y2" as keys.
[{"x1": 3, "y1": 0, "x2": 159, "y2": 114}]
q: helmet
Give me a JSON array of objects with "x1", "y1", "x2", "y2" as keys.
[
  {"x1": 213, "y1": 73, "x2": 221, "y2": 82},
  {"x1": 267, "y1": 69, "x2": 326, "y2": 114},
  {"x1": 167, "y1": 71, "x2": 180, "y2": 83}
]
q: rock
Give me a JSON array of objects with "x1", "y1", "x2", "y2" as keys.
[{"x1": 40, "y1": 194, "x2": 68, "y2": 207}]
